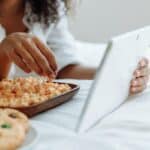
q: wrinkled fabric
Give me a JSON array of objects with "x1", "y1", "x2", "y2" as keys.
[{"x1": 26, "y1": 79, "x2": 150, "y2": 150}]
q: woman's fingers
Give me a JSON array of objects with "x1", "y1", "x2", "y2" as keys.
[
  {"x1": 22, "y1": 39, "x2": 55, "y2": 77},
  {"x1": 13, "y1": 44, "x2": 42, "y2": 75},
  {"x1": 130, "y1": 58, "x2": 149, "y2": 95},
  {"x1": 138, "y1": 58, "x2": 149, "y2": 68},
  {"x1": 7, "y1": 37, "x2": 43, "y2": 75},
  {"x1": 134, "y1": 67, "x2": 149, "y2": 78},
  {"x1": 130, "y1": 84, "x2": 147, "y2": 94},
  {"x1": 133, "y1": 58, "x2": 149, "y2": 78},
  {"x1": 2, "y1": 33, "x2": 57, "y2": 77},
  {"x1": 131, "y1": 76, "x2": 149, "y2": 87},
  {"x1": 33, "y1": 37, "x2": 58, "y2": 72},
  {"x1": 11, "y1": 52, "x2": 31, "y2": 73}
]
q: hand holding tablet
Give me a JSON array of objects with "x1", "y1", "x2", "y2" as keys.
[{"x1": 77, "y1": 26, "x2": 150, "y2": 132}]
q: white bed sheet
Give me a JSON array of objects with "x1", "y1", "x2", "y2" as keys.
[
  {"x1": 90, "y1": 90, "x2": 150, "y2": 150},
  {"x1": 31, "y1": 79, "x2": 150, "y2": 150}
]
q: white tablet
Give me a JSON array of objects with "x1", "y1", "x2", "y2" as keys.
[{"x1": 77, "y1": 26, "x2": 150, "y2": 132}]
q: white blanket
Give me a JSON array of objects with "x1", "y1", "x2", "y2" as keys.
[{"x1": 30, "y1": 79, "x2": 150, "y2": 150}]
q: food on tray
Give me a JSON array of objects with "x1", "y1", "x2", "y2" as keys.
[
  {"x1": 0, "y1": 108, "x2": 29, "y2": 150},
  {"x1": 0, "y1": 77, "x2": 71, "y2": 107}
]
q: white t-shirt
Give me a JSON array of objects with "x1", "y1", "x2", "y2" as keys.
[{"x1": 0, "y1": 2, "x2": 79, "y2": 78}]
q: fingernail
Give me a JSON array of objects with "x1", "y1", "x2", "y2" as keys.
[
  {"x1": 48, "y1": 74, "x2": 55, "y2": 80},
  {"x1": 136, "y1": 70, "x2": 140, "y2": 76},
  {"x1": 133, "y1": 81, "x2": 137, "y2": 86},
  {"x1": 47, "y1": 71, "x2": 55, "y2": 77}
]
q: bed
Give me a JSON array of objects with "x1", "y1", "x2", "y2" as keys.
[{"x1": 30, "y1": 42, "x2": 150, "y2": 150}]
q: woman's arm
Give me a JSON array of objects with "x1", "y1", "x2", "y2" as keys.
[{"x1": 57, "y1": 64, "x2": 96, "y2": 80}]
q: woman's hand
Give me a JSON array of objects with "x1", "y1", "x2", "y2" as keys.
[
  {"x1": 130, "y1": 58, "x2": 149, "y2": 95},
  {"x1": 0, "y1": 33, "x2": 57, "y2": 78}
]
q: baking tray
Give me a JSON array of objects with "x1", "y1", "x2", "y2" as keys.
[{"x1": 1, "y1": 82, "x2": 80, "y2": 117}]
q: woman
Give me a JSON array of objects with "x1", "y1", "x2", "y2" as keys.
[{"x1": 0, "y1": 0, "x2": 149, "y2": 95}]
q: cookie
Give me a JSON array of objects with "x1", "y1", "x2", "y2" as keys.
[
  {"x1": 0, "y1": 109, "x2": 29, "y2": 133},
  {"x1": 0, "y1": 116, "x2": 26, "y2": 150}
]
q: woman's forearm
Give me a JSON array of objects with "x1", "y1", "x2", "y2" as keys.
[
  {"x1": 0, "y1": 49, "x2": 12, "y2": 80},
  {"x1": 57, "y1": 64, "x2": 96, "y2": 80}
]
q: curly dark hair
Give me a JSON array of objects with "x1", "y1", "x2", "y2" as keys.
[{"x1": 25, "y1": 0, "x2": 72, "y2": 25}]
